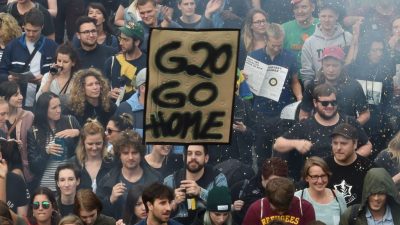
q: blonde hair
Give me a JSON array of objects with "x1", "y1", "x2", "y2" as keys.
[
  {"x1": 265, "y1": 23, "x2": 285, "y2": 40},
  {"x1": 388, "y1": 131, "x2": 400, "y2": 164},
  {"x1": 242, "y1": 9, "x2": 268, "y2": 52},
  {"x1": 68, "y1": 68, "x2": 111, "y2": 116},
  {"x1": 58, "y1": 215, "x2": 84, "y2": 225},
  {"x1": 75, "y1": 119, "x2": 107, "y2": 165},
  {"x1": 0, "y1": 13, "x2": 22, "y2": 46}
]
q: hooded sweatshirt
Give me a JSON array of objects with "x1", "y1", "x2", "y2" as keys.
[
  {"x1": 300, "y1": 23, "x2": 352, "y2": 88},
  {"x1": 339, "y1": 168, "x2": 400, "y2": 225}
]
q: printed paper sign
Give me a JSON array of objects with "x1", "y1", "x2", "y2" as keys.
[
  {"x1": 144, "y1": 29, "x2": 240, "y2": 144},
  {"x1": 244, "y1": 56, "x2": 288, "y2": 102}
]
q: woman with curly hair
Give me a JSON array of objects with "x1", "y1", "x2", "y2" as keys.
[
  {"x1": 28, "y1": 92, "x2": 81, "y2": 191},
  {"x1": 65, "y1": 68, "x2": 116, "y2": 127},
  {"x1": 0, "y1": 12, "x2": 22, "y2": 61},
  {"x1": 71, "y1": 119, "x2": 113, "y2": 193}
]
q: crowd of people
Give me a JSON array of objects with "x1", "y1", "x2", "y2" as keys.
[{"x1": 0, "y1": 0, "x2": 400, "y2": 225}]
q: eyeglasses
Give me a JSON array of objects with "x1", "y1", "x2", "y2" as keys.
[
  {"x1": 79, "y1": 29, "x2": 97, "y2": 35},
  {"x1": 318, "y1": 100, "x2": 337, "y2": 107},
  {"x1": 308, "y1": 174, "x2": 328, "y2": 181},
  {"x1": 106, "y1": 128, "x2": 120, "y2": 135},
  {"x1": 252, "y1": 20, "x2": 267, "y2": 26},
  {"x1": 32, "y1": 201, "x2": 51, "y2": 209}
]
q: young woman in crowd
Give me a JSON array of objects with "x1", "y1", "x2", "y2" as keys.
[
  {"x1": 192, "y1": 186, "x2": 235, "y2": 225},
  {"x1": 0, "y1": 98, "x2": 23, "y2": 175},
  {"x1": 238, "y1": 9, "x2": 268, "y2": 68},
  {"x1": 72, "y1": 2, "x2": 118, "y2": 51},
  {"x1": 295, "y1": 157, "x2": 346, "y2": 225},
  {"x1": 0, "y1": 81, "x2": 33, "y2": 180},
  {"x1": 117, "y1": 185, "x2": 146, "y2": 225},
  {"x1": 58, "y1": 215, "x2": 84, "y2": 225},
  {"x1": 105, "y1": 113, "x2": 133, "y2": 146},
  {"x1": 72, "y1": 119, "x2": 113, "y2": 193},
  {"x1": 0, "y1": 13, "x2": 22, "y2": 61},
  {"x1": 375, "y1": 131, "x2": 400, "y2": 190},
  {"x1": 36, "y1": 43, "x2": 80, "y2": 103},
  {"x1": 28, "y1": 187, "x2": 61, "y2": 225},
  {"x1": 74, "y1": 189, "x2": 115, "y2": 225},
  {"x1": 28, "y1": 92, "x2": 80, "y2": 192},
  {"x1": 65, "y1": 68, "x2": 116, "y2": 127}
]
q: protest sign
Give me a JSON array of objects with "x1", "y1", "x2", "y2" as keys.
[{"x1": 144, "y1": 29, "x2": 240, "y2": 144}]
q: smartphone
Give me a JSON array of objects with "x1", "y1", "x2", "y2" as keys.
[{"x1": 53, "y1": 137, "x2": 66, "y2": 161}]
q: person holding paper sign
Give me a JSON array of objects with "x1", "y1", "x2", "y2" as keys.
[{"x1": 245, "y1": 23, "x2": 302, "y2": 164}]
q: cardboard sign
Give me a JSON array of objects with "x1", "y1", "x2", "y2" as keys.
[{"x1": 144, "y1": 29, "x2": 239, "y2": 144}]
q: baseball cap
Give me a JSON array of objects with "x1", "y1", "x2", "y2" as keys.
[
  {"x1": 135, "y1": 68, "x2": 147, "y2": 88},
  {"x1": 331, "y1": 123, "x2": 358, "y2": 139},
  {"x1": 119, "y1": 21, "x2": 144, "y2": 41},
  {"x1": 320, "y1": 46, "x2": 345, "y2": 62}
]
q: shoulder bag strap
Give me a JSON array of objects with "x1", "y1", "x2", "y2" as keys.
[{"x1": 22, "y1": 44, "x2": 40, "y2": 71}]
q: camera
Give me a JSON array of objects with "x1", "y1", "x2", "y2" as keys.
[{"x1": 49, "y1": 65, "x2": 62, "y2": 75}]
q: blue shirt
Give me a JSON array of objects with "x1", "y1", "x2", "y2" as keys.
[
  {"x1": 366, "y1": 205, "x2": 393, "y2": 225},
  {"x1": 248, "y1": 48, "x2": 298, "y2": 118}
]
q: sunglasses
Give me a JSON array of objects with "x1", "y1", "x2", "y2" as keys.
[
  {"x1": 106, "y1": 128, "x2": 120, "y2": 135},
  {"x1": 318, "y1": 100, "x2": 338, "y2": 107},
  {"x1": 32, "y1": 201, "x2": 51, "y2": 209}
]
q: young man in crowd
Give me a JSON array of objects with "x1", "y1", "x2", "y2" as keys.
[
  {"x1": 339, "y1": 168, "x2": 400, "y2": 224},
  {"x1": 105, "y1": 21, "x2": 147, "y2": 102},
  {"x1": 242, "y1": 177, "x2": 315, "y2": 225},
  {"x1": 325, "y1": 123, "x2": 374, "y2": 206},
  {"x1": 138, "y1": 183, "x2": 183, "y2": 225},
  {"x1": 274, "y1": 83, "x2": 372, "y2": 180},
  {"x1": 55, "y1": 163, "x2": 80, "y2": 217},
  {"x1": 0, "y1": 8, "x2": 57, "y2": 108},
  {"x1": 75, "y1": 16, "x2": 117, "y2": 72},
  {"x1": 97, "y1": 130, "x2": 160, "y2": 219},
  {"x1": 164, "y1": 145, "x2": 228, "y2": 224}
]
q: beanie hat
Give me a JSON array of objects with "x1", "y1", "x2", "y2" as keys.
[
  {"x1": 119, "y1": 21, "x2": 144, "y2": 41},
  {"x1": 207, "y1": 186, "x2": 232, "y2": 212}
]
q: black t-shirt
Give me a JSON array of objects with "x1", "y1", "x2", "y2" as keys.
[
  {"x1": 325, "y1": 155, "x2": 373, "y2": 206},
  {"x1": 6, "y1": 173, "x2": 30, "y2": 213},
  {"x1": 78, "y1": 45, "x2": 117, "y2": 73},
  {"x1": 57, "y1": 201, "x2": 74, "y2": 217},
  {"x1": 3, "y1": 2, "x2": 55, "y2": 36},
  {"x1": 282, "y1": 114, "x2": 369, "y2": 181}
]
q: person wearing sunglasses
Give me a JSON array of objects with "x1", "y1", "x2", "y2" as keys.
[
  {"x1": 28, "y1": 187, "x2": 61, "y2": 225},
  {"x1": 299, "y1": 46, "x2": 370, "y2": 127},
  {"x1": 71, "y1": 119, "x2": 113, "y2": 193},
  {"x1": 274, "y1": 83, "x2": 372, "y2": 181}
]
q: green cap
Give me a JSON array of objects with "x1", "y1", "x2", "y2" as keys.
[{"x1": 119, "y1": 21, "x2": 144, "y2": 41}]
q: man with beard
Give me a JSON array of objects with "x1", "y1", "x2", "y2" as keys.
[
  {"x1": 104, "y1": 21, "x2": 147, "y2": 102},
  {"x1": 164, "y1": 145, "x2": 228, "y2": 225},
  {"x1": 97, "y1": 130, "x2": 161, "y2": 219},
  {"x1": 273, "y1": 83, "x2": 372, "y2": 181},
  {"x1": 75, "y1": 16, "x2": 117, "y2": 72},
  {"x1": 138, "y1": 183, "x2": 183, "y2": 225}
]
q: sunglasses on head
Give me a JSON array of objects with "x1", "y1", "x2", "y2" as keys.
[
  {"x1": 318, "y1": 100, "x2": 337, "y2": 107},
  {"x1": 32, "y1": 201, "x2": 51, "y2": 209}
]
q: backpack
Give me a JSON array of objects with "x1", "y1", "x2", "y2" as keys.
[{"x1": 214, "y1": 158, "x2": 255, "y2": 187}]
